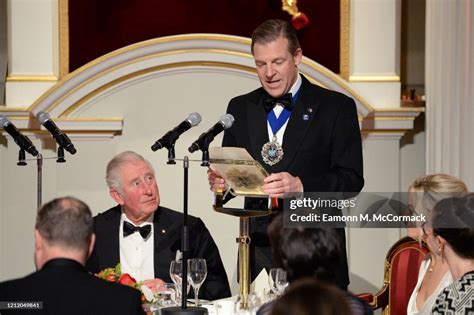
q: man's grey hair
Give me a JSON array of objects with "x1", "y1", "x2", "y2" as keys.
[
  {"x1": 251, "y1": 19, "x2": 300, "y2": 55},
  {"x1": 105, "y1": 151, "x2": 154, "y2": 194},
  {"x1": 36, "y1": 197, "x2": 93, "y2": 252}
]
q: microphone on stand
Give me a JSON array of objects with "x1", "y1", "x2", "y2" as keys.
[
  {"x1": 188, "y1": 114, "x2": 234, "y2": 153},
  {"x1": 0, "y1": 114, "x2": 38, "y2": 156},
  {"x1": 151, "y1": 112, "x2": 202, "y2": 151},
  {"x1": 36, "y1": 111, "x2": 77, "y2": 154}
]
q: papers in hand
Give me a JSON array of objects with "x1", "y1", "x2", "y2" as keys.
[{"x1": 209, "y1": 147, "x2": 269, "y2": 197}]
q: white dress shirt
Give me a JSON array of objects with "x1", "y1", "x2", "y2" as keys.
[
  {"x1": 119, "y1": 212, "x2": 155, "y2": 281},
  {"x1": 266, "y1": 73, "x2": 303, "y2": 144}
]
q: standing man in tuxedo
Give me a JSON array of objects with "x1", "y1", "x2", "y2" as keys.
[
  {"x1": 208, "y1": 19, "x2": 364, "y2": 289},
  {"x1": 0, "y1": 197, "x2": 145, "y2": 315},
  {"x1": 86, "y1": 151, "x2": 231, "y2": 300}
]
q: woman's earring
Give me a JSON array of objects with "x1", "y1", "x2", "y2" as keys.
[{"x1": 439, "y1": 245, "x2": 445, "y2": 262}]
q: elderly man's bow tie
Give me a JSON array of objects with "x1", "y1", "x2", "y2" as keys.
[
  {"x1": 123, "y1": 221, "x2": 152, "y2": 239},
  {"x1": 263, "y1": 93, "x2": 294, "y2": 113}
]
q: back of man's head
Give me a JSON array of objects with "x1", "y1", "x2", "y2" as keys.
[
  {"x1": 268, "y1": 213, "x2": 341, "y2": 283},
  {"x1": 36, "y1": 197, "x2": 93, "y2": 254}
]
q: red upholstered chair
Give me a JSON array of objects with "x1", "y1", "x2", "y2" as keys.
[{"x1": 357, "y1": 236, "x2": 429, "y2": 315}]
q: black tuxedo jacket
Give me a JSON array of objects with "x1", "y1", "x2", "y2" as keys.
[
  {"x1": 223, "y1": 75, "x2": 364, "y2": 288},
  {"x1": 0, "y1": 258, "x2": 144, "y2": 315},
  {"x1": 86, "y1": 205, "x2": 231, "y2": 301}
]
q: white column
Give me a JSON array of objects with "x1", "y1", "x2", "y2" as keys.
[
  {"x1": 425, "y1": 0, "x2": 474, "y2": 188},
  {"x1": 6, "y1": 0, "x2": 59, "y2": 107},
  {"x1": 349, "y1": 0, "x2": 402, "y2": 108}
]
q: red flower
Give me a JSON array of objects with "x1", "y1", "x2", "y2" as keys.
[{"x1": 118, "y1": 273, "x2": 137, "y2": 287}]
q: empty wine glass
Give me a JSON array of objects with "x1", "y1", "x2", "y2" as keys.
[
  {"x1": 275, "y1": 269, "x2": 288, "y2": 295},
  {"x1": 187, "y1": 258, "x2": 207, "y2": 306},
  {"x1": 268, "y1": 268, "x2": 280, "y2": 294}
]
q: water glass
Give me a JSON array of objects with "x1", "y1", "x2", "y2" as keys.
[{"x1": 157, "y1": 283, "x2": 177, "y2": 307}]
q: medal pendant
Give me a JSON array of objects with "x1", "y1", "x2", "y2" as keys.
[{"x1": 261, "y1": 135, "x2": 284, "y2": 166}]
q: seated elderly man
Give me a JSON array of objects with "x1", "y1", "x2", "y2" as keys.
[
  {"x1": 0, "y1": 197, "x2": 145, "y2": 315},
  {"x1": 86, "y1": 151, "x2": 231, "y2": 301}
]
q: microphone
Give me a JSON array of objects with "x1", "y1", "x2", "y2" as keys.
[
  {"x1": 36, "y1": 111, "x2": 77, "y2": 154},
  {"x1": 0, "y1": 115, "x2": 39, "y2": 156},
  {"x1": 151, "y1": 112, "x2": 202, "y2": 151},
  {"x1": 188, "y1": 114, "x2": 234, "y2": 153}
]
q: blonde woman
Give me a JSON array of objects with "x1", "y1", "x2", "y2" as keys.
[{"x1": 406, "y1": 174, "x2": 468, "y2": 315}]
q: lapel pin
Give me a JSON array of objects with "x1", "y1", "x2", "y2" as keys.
[
  {"x1": 161, "y1": 229, "x2": 166, "y2": 234},
  {"x1": 308, "y1": 108, "x2": 313, "y2": 113},
  {"x1": 303, "y1": 114, "x2": 310, "y2": 121}
]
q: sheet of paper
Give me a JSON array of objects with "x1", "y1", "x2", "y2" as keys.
[{"x1": 209, "y1": 147, "x2": 269, "y2": 197}]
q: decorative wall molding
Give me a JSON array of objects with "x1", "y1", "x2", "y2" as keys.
[
  {"x1": 6, "y1": 75, "x2": 59, "y2": 82},
  {"x1": 349, "y1": 75, "x2": 400, "y2": 82}
]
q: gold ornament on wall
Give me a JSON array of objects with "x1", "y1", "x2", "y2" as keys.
[{"x1": 281, "y1": 0, "x2": 309, "y2": 30}]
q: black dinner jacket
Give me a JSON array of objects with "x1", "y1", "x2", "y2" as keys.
[
  {"x1": 223, "y1": 74, "x2": 364, "y2": 193},
  {"x1": 222, "y1": 74, "x2": 364, "y2": 287},
  {"x1": 86, "y1": 205, "x2": 231, "y2": 301},
  {"x1": 0, "y1": 258, "x2": 145, "y2": 315}
]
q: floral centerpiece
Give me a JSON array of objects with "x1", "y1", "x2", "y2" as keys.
[{"x1": 96, "y1": 264, "x2": 157, "y2": 305}]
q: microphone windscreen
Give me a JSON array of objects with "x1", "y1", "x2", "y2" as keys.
[
  {"x1": 0, "y1": 115, "x2": 9, "y2": 127},
  {"x1": 187, "y1": 112, "x2": 202, "y2": 127},
  {"x1": 220, "y1": 114, "x2": 235, "y2": 129},
  {"x1": 36, "y1": 111, "x2": 51, "y2": 124}
]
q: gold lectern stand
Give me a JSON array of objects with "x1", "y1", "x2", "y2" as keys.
[
  {"x1": 209, "y1": 147, "x2": 272, "y2": 309},
  {"x1": 213, "y1": 190, "x2": 271, "y2": 310}
]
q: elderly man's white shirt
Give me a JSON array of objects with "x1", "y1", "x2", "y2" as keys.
[{"x1": 119, "y1": 212, "x2": 155, "y2": 281}]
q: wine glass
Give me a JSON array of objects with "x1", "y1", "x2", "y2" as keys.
[
  {"x1": 187, "y1": 258, "x2": 207, "y2": 306},
  {"x1": 275, "y1": 269, "x2": 288, "y2": 295},
  {"x1": 268, "y1": 268, "x2": 280, "y2": 295}
]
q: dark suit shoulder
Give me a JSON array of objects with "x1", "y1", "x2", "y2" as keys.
[
  {"x1": 94, "y1": 204, "x2": 121, "y2": 222},
  {"x1": 158, "y1": 206, "x2": 203, "y2": 228},
  {"x1": 319, "y1": 86, "x2": 356, "y2": 108},
  {"x1": 0, "y1": 267, "x2": 144, "y2": 314},
  {"x1": 228, "y1": 86, "x2": 265, "y2": 110},
  {"x1": 304, "y1": 79, "x2": 357, "y2": 112},
  {"x1": 229, "y1": 86, "x2": 263, "y2": 103},
  {"x1": 0, "y1": 274, "x2": 32, "y2": 299},
  {"x1": 0, "y1": 267, "x2": 141, "y2": 299}
]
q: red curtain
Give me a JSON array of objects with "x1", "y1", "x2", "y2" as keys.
[{"x1": 69, "y1": 0, "x2": 340, "y2": 73}]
